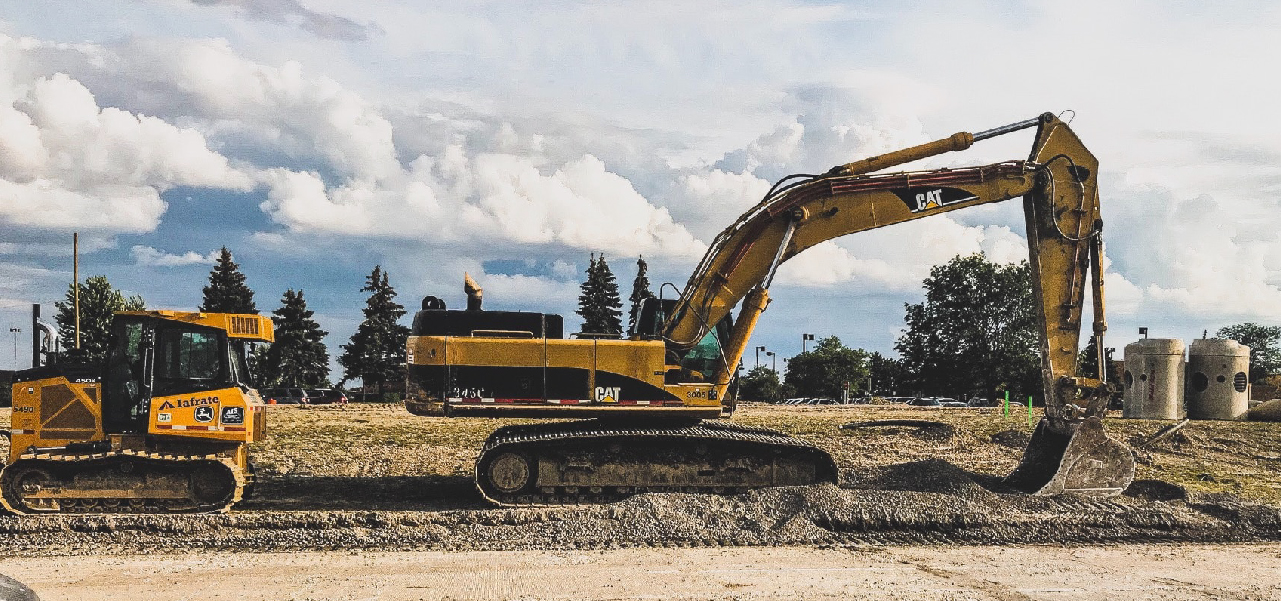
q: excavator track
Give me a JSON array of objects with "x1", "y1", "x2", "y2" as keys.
[
  {"x1": 0, "y1": 449, "x2": 246, "y2": 515},
  {"x1": 475, "y1": 419, "x2": 837, "y2": 506}
]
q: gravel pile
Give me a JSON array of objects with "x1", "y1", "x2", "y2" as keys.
[{"x1": 3, "y1": 459, "x2": 1279, "y2": 557}]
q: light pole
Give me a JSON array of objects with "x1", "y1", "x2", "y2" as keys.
[
  {"x1": 9, "y1": 327, "x2": 19, "y2": 365},
  {"x1": 766, "y1": 351, "x2": 776, "y2": 373},
  {"x1": 755, "y1": 345, "x2": 766, "y2": 368},
  {"x1": 802, "y1": 333, "x2": 814, "y2": 353}
]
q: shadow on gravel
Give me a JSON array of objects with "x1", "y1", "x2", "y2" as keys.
[
  {"x1": 239, "y1": 474, "x2": 484, "y2": 511},
  {"x1": 2, "y1": 458, "x2": 1278, "y2": 555}
]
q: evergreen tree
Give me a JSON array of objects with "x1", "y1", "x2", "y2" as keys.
[
  {"x1": 54, "y1": 275, "x2": 145, "y2": 363},
  {"x1": 261, "y1": 289, "x2": 330, "y2": 387},
  {"x1": 627, "y1": 255, "x2": 655, "y2": 335},
  {"x1": 576, "y1": 254, "x2": 624, "y2": 335},
  {"x1": 1078, "y1": 335, "x2": 1100, "y2": 380},
  {"x1": 201, "y1": 247, "x2": 257, "y2": 314},
  {"x1": 339, "y1": 266, "x2": 410, "y2": 398}
]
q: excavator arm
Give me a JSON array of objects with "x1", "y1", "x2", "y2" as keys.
[{"x1": 663, "y1": 112, "x2": 1132, "y2": 495}]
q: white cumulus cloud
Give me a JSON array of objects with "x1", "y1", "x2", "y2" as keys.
[
  {"x1": 130, "y1": 245, "x2": 219, "y2": 267},
  {"x1": 0, "y1": 40, "x2": 255, "y2": 235}
]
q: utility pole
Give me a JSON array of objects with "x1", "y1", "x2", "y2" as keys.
[
  {"x1": 74, "y1": 232, "x2": 81, "y2": 349},
  {"x1": 9, "y1": 326, "x2": 19, "y2": 365}
]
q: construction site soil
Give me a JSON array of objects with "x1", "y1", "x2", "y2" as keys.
[{"x1": 1, "y1": 403, "x2": 1278, "y2": 556}]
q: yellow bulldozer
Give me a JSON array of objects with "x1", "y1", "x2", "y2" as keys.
[{"x1": 2, "y1": 310, "x2": 273, "y2": 514}]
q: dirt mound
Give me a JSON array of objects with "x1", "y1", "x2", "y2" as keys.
[
  {"x1": 1124, "y1": 479, "x2": 1188, "y2": 502},
  {"x1": 866, "y1": 459, "x2": 998, "y2": 501},
  {"x1": 990, "y1": 429, "x2": 1031, "y2": 448},
  {"x1": 1248, "y1": 399, "x2": 1281, "y2": 422},
  {"x1": 840, "y1": 420, "x2": 955, "y2": 440}
]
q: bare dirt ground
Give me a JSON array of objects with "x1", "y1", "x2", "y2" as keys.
[
  {"x1": 0, "y1": 403, "x2": 1278, "y2": 557},
  {"x1": 4, "y1": 543, "x2": 1281, "y2": 601}
]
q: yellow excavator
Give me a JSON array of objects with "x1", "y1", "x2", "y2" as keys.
[
  {"x1": 2, "y1": 310, "x2": 272, "y2": 514},
  {"x1": 404, "y1": 112, "x2": 1135, "y2": 504}
]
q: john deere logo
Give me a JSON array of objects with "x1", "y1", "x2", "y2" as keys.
[{"x1": 194, "y1": 406, "x2": 215, "y2": 423}]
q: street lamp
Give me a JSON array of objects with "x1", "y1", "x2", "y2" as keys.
[
  {"x1": 802, "y1": 333, "x2": 814, "y2": 353},
  {"x1": 755, "y1": 345, "x2": 766, "y2": 368},
  {"x1": 766, "y1": 351, "x2": 776, "y2": 373}
]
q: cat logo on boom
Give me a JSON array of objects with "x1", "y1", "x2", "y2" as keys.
[{"x1": 893, "y1": 186, "x2": 978, "y2": 212}]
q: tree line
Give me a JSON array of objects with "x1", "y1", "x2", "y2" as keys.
[
  {"x1": 47, "y1": 249, "x2": 1281, "y2": 403},
  {"x1": 52, "y1": 248, "x2": 408, "y2": 396},
  {"x1": 736, "y1": 254, "x2": 1281, "y2": 403}
]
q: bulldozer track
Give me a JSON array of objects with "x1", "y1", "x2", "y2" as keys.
[
  {"x1": 475, "y1": 419, "x2": 837, "y2": 506},
  {"x1": 0, "y1": 449, "x2": 246, "y2": 515}
]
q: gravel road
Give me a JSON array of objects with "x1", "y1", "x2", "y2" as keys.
[{"x1": 4, "y1": 543, "x2": 1280, "y2": 600}]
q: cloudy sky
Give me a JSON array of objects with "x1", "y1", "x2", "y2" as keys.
[{"x1": 2, "y1": 0, "x2": 1280, "y2": 379}]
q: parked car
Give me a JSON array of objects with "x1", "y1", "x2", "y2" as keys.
[
  {"x1": 259, "y1": 387, "x2": 310, "y2": 405},
  {"x1": 306, "y1": 388, "x2": 349, "y2": 405},
  {"x1": 940, "y1": 399, "x2": 968, "y2": 408},
  {"x1": 908, "y1": 396, "x2": 941, "y2": 407}
]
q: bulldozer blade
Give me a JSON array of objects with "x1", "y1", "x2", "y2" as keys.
[{"x1": 1004, "y1": 416, "x2": 1134, "y2": 496}]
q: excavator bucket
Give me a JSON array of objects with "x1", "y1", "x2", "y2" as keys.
[{"x1": 1004, "y1": 416, "x2": 1135, "y2": 495}]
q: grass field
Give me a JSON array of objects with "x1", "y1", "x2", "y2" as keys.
[
  {"x1": 4, "y1": 402, "x2": 1279, "y2": 506},
  {"x1": 2, "y1": 402, "x2": 1279, "y2": 555}
]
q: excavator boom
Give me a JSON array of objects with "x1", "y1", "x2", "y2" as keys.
[{"x1": 666, "y1": 111, "x2": 1130, "y2": 494}]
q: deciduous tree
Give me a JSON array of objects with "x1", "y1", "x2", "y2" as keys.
[
  {"x1": 868, "y1": 351, "x2": 908, "y2": 397},
  {"x1": 784, "y1": 336, "x2": 869, "y2": 400},
  {"x1": 54, "y1": 276, "x2": 145, "y2": 363},
  {"x1": 895, "y1": 254, "x2": 1039, "y2": 401},
  {"x1": 738, "y1": 365, "x2": 783, "y2": 402},
  {"x1": 1215, "y1": 322, "x2": 1281, "y2": 382}
]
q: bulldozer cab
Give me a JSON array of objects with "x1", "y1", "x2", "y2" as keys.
[{"x1": 103, "y1": 315, "x2": 251, "y2": 434}]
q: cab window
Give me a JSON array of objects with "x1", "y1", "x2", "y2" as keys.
[
  {"x1": 153, "y1": 325, "x2": 227, "y2": 395},
  {"x1": 680, "y1": 316, "x2": 732, "y2": 381}
]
